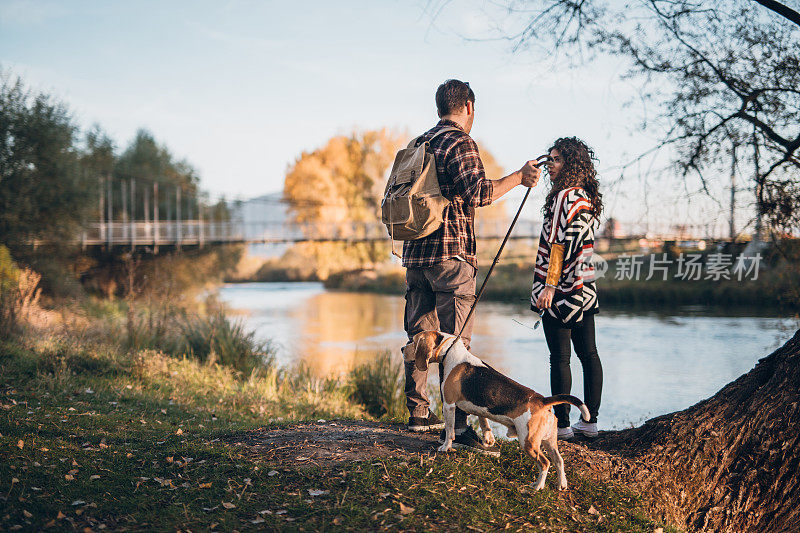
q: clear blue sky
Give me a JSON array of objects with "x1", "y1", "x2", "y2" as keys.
[{"x1": 0, "y1": 0, "x2": 751, "y2": 235}]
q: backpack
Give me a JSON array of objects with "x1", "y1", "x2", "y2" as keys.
[{"x1": 380, "y1": 127, "x2": 458, "y2": 255}]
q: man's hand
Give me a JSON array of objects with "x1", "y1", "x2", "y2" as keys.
[
  {"x1": 519, "y1": 160, "x2": 541, "y2": 188},
  {"x1": 536, "y1": 286, "x2": 556, "y2": 309},
  {"x1": 491, "y1": 160, "x2": 542, "y2": 202}
]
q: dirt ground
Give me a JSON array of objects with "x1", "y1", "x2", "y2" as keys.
[
  {"x1": 223, "y1": 419, "x2": 605, "y2": 470},
  {"x1": 225, "y1": 420, "x2": 444, "y2": 467}
]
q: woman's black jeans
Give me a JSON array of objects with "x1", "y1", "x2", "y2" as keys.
[{"x1": 541, "y1": 312, "x2": 602, "y2": 427}]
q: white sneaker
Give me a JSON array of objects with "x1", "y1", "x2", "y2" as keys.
[
  {"x1": 557, "y1": 426, "x2": 574, "y2": 440},
  {"x1": 572, "y1": 419, "x2": 598, "y2": 438}
]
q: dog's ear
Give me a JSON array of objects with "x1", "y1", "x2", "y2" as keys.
[
  {"x1": 413, "y1": 331, "x2": 439, "y2": 372},
  {"x1": 414, "y1": 334, "x2": 429, "y2": 372},
  {"x1": 432, "y1": 332, "x2": 449, "y2": 361}
]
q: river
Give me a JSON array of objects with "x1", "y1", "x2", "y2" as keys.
[{"x1": 219, "y1": 282, "x2": 797, "y2": 430}]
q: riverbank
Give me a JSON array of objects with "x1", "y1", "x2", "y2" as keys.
[
  {"x1": 0, "y1": 301, "x2": 677, "y2": 532},
  {"x1": 322, "y1": 258, "x2": 800, "y2": 311}
]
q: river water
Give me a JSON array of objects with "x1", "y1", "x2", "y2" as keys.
[{"x1": 219, "y1": 282, "x2": 797, "y2": 430}]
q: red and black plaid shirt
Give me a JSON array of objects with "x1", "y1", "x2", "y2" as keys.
[{"x1": 402, "y1": 119, "x2": 494, "y2": 270}]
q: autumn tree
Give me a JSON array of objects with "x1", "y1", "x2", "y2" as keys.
[
  {"x1": 282, "y1": 129, "x2": 403, "y2": 278},
  {"x1": 282, "y1": 130, "x2": 512, "y2": 278}
]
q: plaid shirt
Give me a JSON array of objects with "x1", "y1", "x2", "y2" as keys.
[{"x1": 402, "y1": 119, "x2": 494, "y2": 270}]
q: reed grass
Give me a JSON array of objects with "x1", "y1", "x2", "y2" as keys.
[{"x1": 346, "y1": 349, "x2": 406, "y2": 421}]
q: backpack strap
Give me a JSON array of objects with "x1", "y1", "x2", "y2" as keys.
[{"x1": 409, "y1": 126, "x2": 461, "y2": 148}]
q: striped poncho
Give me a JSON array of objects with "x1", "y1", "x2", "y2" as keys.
[{"x1": 530, "y1": 186, "x2": 600, "y2": 324}]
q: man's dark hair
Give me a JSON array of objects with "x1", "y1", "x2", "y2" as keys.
[{"x1": 435, "y1": 79, "x2": 475, "y2": 116}]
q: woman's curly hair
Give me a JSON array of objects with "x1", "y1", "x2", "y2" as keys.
[{"x1": 543, "y1": 137, "x2": 603, "y2": 219}]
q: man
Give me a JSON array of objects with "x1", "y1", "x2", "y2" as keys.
[{"x1": 403, "y1": 79, "x2": 541, "y2": 454}]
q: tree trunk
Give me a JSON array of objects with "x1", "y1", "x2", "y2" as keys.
[{"x1": 590, "y1": 329, "x2": 800, "y2": 532}]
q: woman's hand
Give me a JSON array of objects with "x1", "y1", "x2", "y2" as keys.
[{"x1": 537, "y1": 286, "x2": 556, "y2": 309}]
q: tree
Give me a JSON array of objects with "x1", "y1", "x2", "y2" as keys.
[
  {"x1": 114, "y1": 129, "x2": 201, "y2": 222},
  {"x1": 282, "y1": 130, "x2": 512, "y2": 277},
  {"x1": 282, "y1": 129, "x2": 405, "y2": 277},
  {"x1": 477, "y1": 3, "x2": 800, "y2": 529},
  {"x1": 579, "y1": 330, "x2": 800, "y2": 532},
  {"x1": 0, "y1": 72, "x2": 92, "y2": 255},
  {"x1": 492, "y1": 0, "x2": 800, "y2": 233}
]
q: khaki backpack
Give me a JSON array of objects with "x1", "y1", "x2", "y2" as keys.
[{"x1": 381, "y1": 127, "x2": 458, "y2": 256}]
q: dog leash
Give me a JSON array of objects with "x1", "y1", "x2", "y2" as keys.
[{"x1": 439, "y1": 154, "x2": 552, "y2": 364}]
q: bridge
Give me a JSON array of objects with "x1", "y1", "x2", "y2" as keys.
[
  {"x1": 79, "y1": 219, "x2": 545, "y2": 248},
  {"x1": 77, "y1": 176, "x2": 736, "y2": 251}
]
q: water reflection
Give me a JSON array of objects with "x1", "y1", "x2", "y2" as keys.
[{"x1": 220, "y1": 282, "x2": 797, "y2": 430}]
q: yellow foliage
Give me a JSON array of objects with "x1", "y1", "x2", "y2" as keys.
[{"x1": 281, "y1": 130, "x2": 510, "y2": 277}]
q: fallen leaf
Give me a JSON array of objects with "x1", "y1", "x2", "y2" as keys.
[
  {"x1": 250, "y1": 518, "x2": 265, "y2": 524},
  {"x1": 23, "y1": 510, "x2": 32, "y2": 518},
  {"x1": 17, "y1": 440, "x2": 24, "y2": 449},
  {"x1": 333, "y1": 517, "x2": 342, "y2": 525},
  {"x1": 11, "y1": 477, "x2": 19, "y2": 484},
  {"x1": 267, "y1": 470, "x2": 279, "y2": 477},
  {"x1": 222, "y1": 502, "x2": 236, "y2": 509},
  {"x1": 90, "y1": 475, "x2": 100, "y2": 481},
  {"x1": 308, "y1": 489, "x2": 329, "y2": 497},
  {"x1": 75, "y1": 509, "x2": 84, "y2": 516},
  {"x1": 175, "y1": 429, "x2": 183, "y2": 435},
  {"x1": 64, "y1": 474, "x2": 74, "y2": 481},
  {"x1": 379, "y1": 492, "x2": 390, "y2": 498},
  {"x1": 654, "y1": 529, "x2": 664, "y2": 533},
  {"x1": 57, "y1": 511, "x2": 66, "y2": 520},
  {"x1": 71, "y1": 500, "x2": 86, "y2": 506},
  {"x1": 588, "y1": 505, "x2": 599, "y2": 515},
  {"x1": 199, "y1": 482, "x2": 212, "y2": 488},
  {"x1": 398, "y1": 502, "x2": 415, "y2": 515}
]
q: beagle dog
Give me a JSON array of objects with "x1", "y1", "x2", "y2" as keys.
[{"x1": 403, "y1": 330, "x2": 591, "y2": 491}]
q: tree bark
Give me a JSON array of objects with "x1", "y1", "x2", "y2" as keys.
[{"x1": 590, "y1": 329, "x2": 800, "y2": 532}]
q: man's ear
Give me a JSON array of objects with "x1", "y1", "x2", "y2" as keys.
[{"x1": 465, "y1": 100, "x2": 474, "y2": 116}]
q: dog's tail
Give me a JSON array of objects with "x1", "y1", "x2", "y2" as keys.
[{"x1": 541, "y1": 394, "x2": 591, "y2": 422}]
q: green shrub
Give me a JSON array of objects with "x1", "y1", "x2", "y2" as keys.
[
  {"x1": 346, "y1": 350, "x2": 406, "y2": 421},
  {"x1": 176, "y1": 311, "x2": 275, "y2": 376}
]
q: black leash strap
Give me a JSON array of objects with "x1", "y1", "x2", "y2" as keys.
[{"x1": 439, "y1": 154, "x2": 552, "y2": 364}]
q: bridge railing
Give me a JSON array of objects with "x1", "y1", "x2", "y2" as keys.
[{"x1": 80, "y1": 218, "x2": 545, "y2": 247}]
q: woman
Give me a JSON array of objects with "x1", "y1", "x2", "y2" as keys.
[{"x1": 531, "y1": 137, "x2": 603, "y2": 440}]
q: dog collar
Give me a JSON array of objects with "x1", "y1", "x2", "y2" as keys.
[{"x1": 439, "y1": 336, "x2": 458, "y2": 366}]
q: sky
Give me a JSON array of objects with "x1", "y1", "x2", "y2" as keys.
[{"x1": 0, "y1": 0, "x2": 757, "y2": 236}]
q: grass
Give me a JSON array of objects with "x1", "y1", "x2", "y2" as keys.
[
  {"x1": 345, "y1": 349, "x2": 406, "y2": 421},
  {"x1": 0, "y1": 310, "x2": 679, "y2": 532}
]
